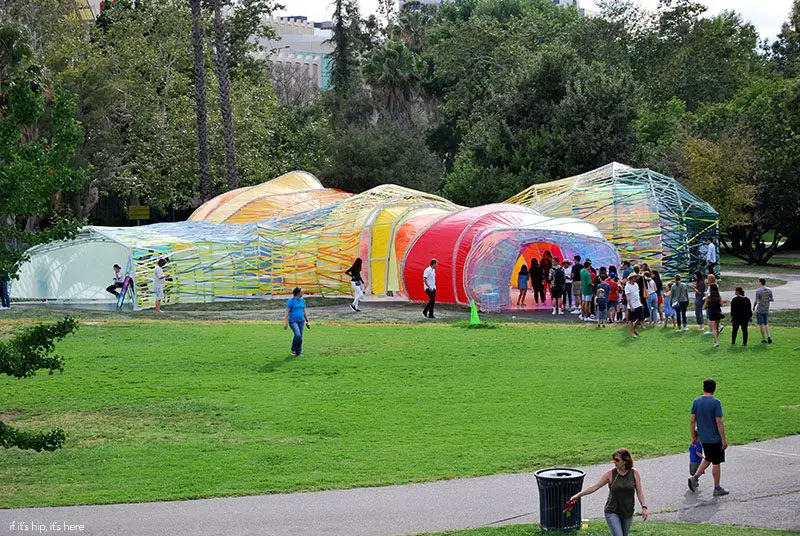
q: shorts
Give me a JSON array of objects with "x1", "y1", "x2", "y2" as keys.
[
  {"x1": 607, "y1": 300, "x2": 618, "y2": 309},
  {"x1": 551, "y1": 286, "x2": 563, "y2": 299},
  {"x1": 597, "y1": 305, "x2": 607, "y2": 316},
  {"x1": 582, "y1": 294, "x2": 593, "y2": 301},
  {"x1": 572, "y1": 281, "x2": 582, "y2": 296},
  {"x1": 154, "y1": 288, "x2": 165, "y2": 300},
  {"x1": 658, "y1": 295, "x2": 663, "y2": 305},
  {"x1": 702, "y1": 442, "x2": 725, "y2": 464},
  {"x1": 628, "y1": 306, "x2": 642, "y2": 322},
  {"x1": 756, "y1": 313, "x2": 769, "y2": 325}
]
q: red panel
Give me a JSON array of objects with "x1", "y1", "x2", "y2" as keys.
[{"x1": 403, "y1": 204, "x2": 536, "y2": 304}]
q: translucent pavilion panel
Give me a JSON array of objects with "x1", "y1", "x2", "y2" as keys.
[
  {"x1": 15, "y1": 234, "x2": 131, "y2": 301},
  {"x1": 189, "y1": 171, "x2": 332, "y2": 223},
  {"x1": 507, "y1": 162, "x2": 718, "y2": 276}
]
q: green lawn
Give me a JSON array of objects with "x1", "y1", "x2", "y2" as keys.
[
  {"x1": 423, "y1": 522, "x2": 795, "y2": 535},
  {"x1": 715, "y1": 276, "x2": 784, "y2": 293},
  {"x1": 1, "y1": 320, "x2": 799, "y2": 508},
  {"x1": 721, "y1": 254, "x2": 800, "y2": 275}
]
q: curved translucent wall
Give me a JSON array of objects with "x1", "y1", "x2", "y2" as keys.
[
  {"x1": 507, "y1": 162, "x2": 718, "y2": 276},
  {"x1": 465, "y1": 223, "x2": 620, "y2": 310},
  {"x1": 189, "y1": 171, "x2": 333, "y2": 223}
]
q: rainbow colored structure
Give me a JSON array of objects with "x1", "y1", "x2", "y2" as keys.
[
  {"x1": 506, "y1": 162, "x2": 719, "y2": 276},
  {"x1": 16, "y1": 171, "x2": 621, "y2": 310}
]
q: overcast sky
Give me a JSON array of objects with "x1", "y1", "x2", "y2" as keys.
[{"x1": 274, "y1": 0, "x2": 793, "y2": 41}]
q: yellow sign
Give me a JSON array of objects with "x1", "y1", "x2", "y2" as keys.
[{"x1": 128, "y1": 206, "x2": 151, "y2": 220}]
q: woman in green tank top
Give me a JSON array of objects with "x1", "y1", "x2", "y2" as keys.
[{"x1": 569, "y1": 448, "x2": 648, "y2": 536}]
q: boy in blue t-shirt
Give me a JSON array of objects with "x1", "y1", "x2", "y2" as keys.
[{"x1": 689, "y1": 433, "x2": 704, "y2": 479}]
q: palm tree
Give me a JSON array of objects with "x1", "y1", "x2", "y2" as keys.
[
  {"x1": 189, "y1": 0, "x2": 212, "y2": 201},
  {"x1": 0, "y1": 22, "x2": 32, "y2": 94},
  {"x1": 363, "y1": 40, "x2": 426, "y2": 127},
  {"x1": 211, "y1": 0, "x2": 238, "y2": 191},
  {"x1": 393, "y1": 10, "x2": 429, "y2": 54}
]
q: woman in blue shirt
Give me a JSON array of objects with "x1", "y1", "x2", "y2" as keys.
[{"x1": 284, "y1": 287, "x2": 310, "y2": 356}]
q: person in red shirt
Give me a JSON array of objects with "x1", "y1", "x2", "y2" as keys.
[{"x1": 607, "y1": 275, "x2": 620, "y2": 323}]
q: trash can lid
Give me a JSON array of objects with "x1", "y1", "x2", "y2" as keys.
[{"x1": 535, "y1": 468, "x2": 586, "y2": 480}]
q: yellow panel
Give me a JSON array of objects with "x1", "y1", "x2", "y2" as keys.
[{"x1": 370, "y1": 205, "x2": 408, "y2": 294}]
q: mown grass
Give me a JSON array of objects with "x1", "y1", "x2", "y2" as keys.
[
  {"x1": 423, "y1": 521, "x2": 794, "y2": 535},
  {"x1": 721, "y1": 255, "x2": 800, "y2": 274},
  {"x1": 715, "y1": 276, "x2": 785, "y2": 293},
  {"x1": 1, "y1": 321, "x2": 799, "y2": 508}
]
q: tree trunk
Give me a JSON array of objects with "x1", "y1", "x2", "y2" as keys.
[
  {"x1": 189, "y1": 0, "x2": 212, "y2": 202},
  {"x1": 212, "y1": 1, "x2": 238, "y2": 191}
]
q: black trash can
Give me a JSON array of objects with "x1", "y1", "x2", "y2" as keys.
[{"x1": 534, "y1": 468, "x2": 586, "y2": 532}]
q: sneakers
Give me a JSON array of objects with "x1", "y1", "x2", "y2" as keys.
[
  {"x1": 704, "y1": 330, "x2": 712, "y2": 335},
  {"x1": 578, "y1": 315, "x2": 585, "y2": 321},
  {"x1": 713, "y1": 487, "x2": 730, "y2": 497},
  {"x1": 350, "y1": 304, "x2": 358, "y2": 312},
  {"x1": 552, "y1": 308, "x2": 557, "y2": 315},
  {"x1": 688, "y1": 475, "x2": 699, "y2": 492},
  {"x1": 683, "y1": 326, "x2": 688, "y2": 332},
  {"x1": 559, "y1": 309, "x2": 565, "y2": 315},
  {"x1": 719, "y1": 325, "x2": 725, "y2": 334},
  {"x1": 589, "y1": 315, "x2": 596, "y2": 320},
  {"x1": 768, "y1": 337, "x2": 773, "y2": 344},
  {"x1": 713, "y1": 342, "x2": 719, "y2": 348},
  {"x1": 571, "y1": 308, "x2": 580, "y2": 314}
]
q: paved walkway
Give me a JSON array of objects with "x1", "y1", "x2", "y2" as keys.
[
  {"x1": 1, "y1": 436, "x2": 798, "y2": 536},
  {"x1": 720, "y1": 270, "x2": 800, "y2": 311}
]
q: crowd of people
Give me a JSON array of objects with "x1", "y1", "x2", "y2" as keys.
[{"x1": 514, "y1": 252, "x2": 776, "y2": 346}]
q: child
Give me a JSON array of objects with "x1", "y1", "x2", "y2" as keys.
[
  {"x1": 663, "y1": 282, "x2": 677, "y2": 328},
  {"x1": 690, "y1": 432, "x2": 704, "y2": 484},
  {"x1": 595, "y1": 288, "x2": 607, "y2": 327}
]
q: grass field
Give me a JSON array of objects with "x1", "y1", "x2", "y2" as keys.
[
  {"x1": 423, "y1": 521, "x2": 794, "y2": 535},
  {"x1": 1, "y1": 320, "x2": 799, "y2": 509}
]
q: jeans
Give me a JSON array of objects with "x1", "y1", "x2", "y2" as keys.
[
  {"x1": 289, "y1": 320, "x2": 304, "y2": 355},
  {"x1": 423, "y1": 288, "x2": 436, "y2": 317},
  {"x1": 677, "y1": 301, "x2": 689, "y2": 327},
  {"x1": 695, "y1": 297, "x2": 705, "y2": 325},
  {"x1": 605, "y1": 513, "x2": 633, "y2": 536},
  {"x1": 0, "y1": 280, "x2": 9, "y2": 308},
  {"x1": 352, "y1": 281, "x2": 364, "y2": 308},
  {"x1": 532, "y1": 285, "x2": 545, "y2": 304},
  {"x1": 647, "y1": 293, "x2": 659, "y2": 322}
]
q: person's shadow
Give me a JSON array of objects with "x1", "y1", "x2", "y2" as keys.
[
  {"x1": 678, "y1": 487, "x2": 723, "y2": 523},
  {"x1": 258, "y1": 355, "x2": 297, "y2": 373}
]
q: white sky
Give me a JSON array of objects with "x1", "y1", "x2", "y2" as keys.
[{"x1": 274, "y1": 0, "x2": 793, "y2": 41}]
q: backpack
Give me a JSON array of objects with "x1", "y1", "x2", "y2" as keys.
[{"x1": 553, "y1": 267, "x2": 566, "y2": 286}]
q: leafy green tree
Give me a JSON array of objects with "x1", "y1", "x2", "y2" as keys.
[
  {"x1": 771, "y1": 0, "x2": 800, "y2": 77},
  {"x1": 321, "y1": 122, "x2": 442, "y2": 194},
  {"x1": 0, "y1": 317, "x2": 78, "y2": 451},
  {"x1": 0, "y1": 21, "x2": 85, "y2": 281},
  {"x1": 189, "y1": 0, "x2": 212, "y2": 201},
  {"x1": 210, "y1": 0, "x2": 238, "y2": 191}
]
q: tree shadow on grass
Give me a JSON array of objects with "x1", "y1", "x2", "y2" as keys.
[{"x1": 258, "y1": 355, "x2": 297, "y2": 373}]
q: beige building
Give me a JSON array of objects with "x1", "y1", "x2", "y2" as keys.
[{"x1": 259, "y1": 17, "x2": 333, "y2": 90}]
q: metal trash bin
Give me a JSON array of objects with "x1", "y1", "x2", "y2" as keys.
[{"x1": 534, "y1": 468, "x2": 586, "y2": 532}]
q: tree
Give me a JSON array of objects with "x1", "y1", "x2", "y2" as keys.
[
  {"x1": 771, "y1": 0, "x2": 800, "y2": 77},
  {"x1": 363, "y1": 40, "x2": 426, "y2": 127},
  {"x1": 0, "y1": 22, "x2": 85, "y2": 281},
  {"x1": 189, "y1": 0, "x2": 212, "y2": 201},
  {"x1": 0, "y1": 317, "x2": 78, "y2": 451},
  {"x1": 328, "y1": 0, "x2": 364, "y2": 123},
  {"x1": 210, "y1": 0, "x2": 238, "y2": 190}
]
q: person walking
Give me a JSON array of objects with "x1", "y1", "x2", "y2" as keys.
[
  {"x1": 704, "y1": 283, "x2": 725, "y2": 348},
  {"x1": 530, "y1": 258, "x2": 545, "y2": 307},
  {"x1": 693, "y1": 271, "x2": 706, "y2": 332},
  {"x1": 0, "y1": 273, "x2": 10, "y2": 309},
  {"x1": 422, "y1": 259, "x2": 437, "y2": 319},
  {"x1": 283, "y1": 287, "x2": 310, "y2": 356},
  {"x1": 345, "y1": 258, "x2": 365, "y2": 312},
  {"x1": 753, "y1": 278, "x2": 774, "y2": 344},
  {"x1": 570, "y1": 448, "x2": 648, "y2": 536},
  {"x1": 550, "y1": 260, "x2": 567, "y2": 315},
  {"x1": 516, "y1": 263, "x2": 529, "y2": 306},
  {"x1": 730, "y1": 287, "x2": 752, "y2": 347},
  {"x1": 153, "y1": 258, "x2": 169, "y2": 313},
  {"x1": 706, "y1": 236, "x2": 719, "y2": 278},
  {"x1": 688, "y1": 378, "x2": 729, "y2": 496},
  {"x1": 106, "y1": 264, "x2": 125, "y2": 298},
  {"x1": 672, "y1": 274, "x2": 690, "y2": 332}
]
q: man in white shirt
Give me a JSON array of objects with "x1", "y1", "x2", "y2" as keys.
[
  {"x1": 153, "y1": 258, "x2": 170, "y2": 313},
  {"x1": 706, "y1": 237, "x2": 719, "y2": 278},
  {"x1": 624, "y1": 273, "x2": 643, "y2": 338},
  {"x1": 422, "y1": 259, "x2": 437, "y2": 319}
]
